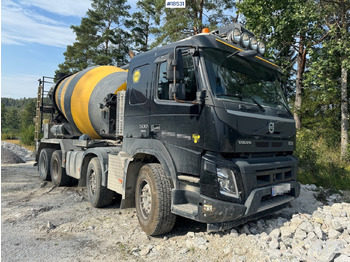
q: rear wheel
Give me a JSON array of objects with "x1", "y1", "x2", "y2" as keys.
[
  {"x1": 50, "y1": 150, "x2": 71, "y2": 186},
  {"x1": 38, "y1": 148, "x2": 54, "y2": 181},
  {"x1": 135, "y1": 163, "x2": 176, "y2": 236},
  {"x1": 86, "y1": 157, "x2": 114, "y2": 207}
]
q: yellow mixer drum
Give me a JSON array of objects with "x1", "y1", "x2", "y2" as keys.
[{"x1": 54, "y1": 66, "x2": 127, "y2": 139}]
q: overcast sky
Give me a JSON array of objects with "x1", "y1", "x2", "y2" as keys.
[{"x1": 1, "y1": 0, "x2": 138, "y2": 98}]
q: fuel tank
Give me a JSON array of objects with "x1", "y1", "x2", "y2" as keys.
[{"x1": 54, "y1": 65, "x2": 127, "y2": 139}]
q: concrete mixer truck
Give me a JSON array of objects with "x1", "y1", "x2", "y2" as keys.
[{"x1": 35, "y1": 23, "x2": 300, "y2": 236}]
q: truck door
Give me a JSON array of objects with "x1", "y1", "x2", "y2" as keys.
[
  {"x1": 124, "y1": 64, "x2": 151, "y2": 139},
  {"x1": 150, "y1": 51, "x2": 203, "y2": 176}
]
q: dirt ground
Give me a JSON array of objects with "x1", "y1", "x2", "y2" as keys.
[
  {"x1": 1, "y1": 161, "x2": 213, "y2": 262},
  {"x1": 2, "y1": 161, "x2": 350, "y2": 262}
]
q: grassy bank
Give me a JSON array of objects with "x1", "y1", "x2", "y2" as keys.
[{"x1": 296, "y1": 129, "x2": 350, "y2": 191}]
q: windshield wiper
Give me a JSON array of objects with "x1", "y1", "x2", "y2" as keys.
[
  {"x1": 249, "y1": 96, "x2": 265, "y2": 112},
  {"x1": 216, "y1": 93, "x2": 266, "y2": 112}
]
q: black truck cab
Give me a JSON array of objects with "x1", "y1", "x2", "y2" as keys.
[{"x1": 123, "y1": 31, "x2": 299, "y2": 231}]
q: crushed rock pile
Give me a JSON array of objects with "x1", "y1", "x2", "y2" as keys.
[
  {"x1": 1, "y1": 148, "x2": 26, "y2": 164},
  {"x1": 1, "y1": 141, "x2": 34, "y2": 164},
  {"x1": 123, "y1": 185, "x2": 350, "y2": 262},
  {"x1": 172, "y1": 186, "x2": 350, "y2": 262},
  {"x1": 225, "y1": 203, "x2": 350, "y2": 262}
]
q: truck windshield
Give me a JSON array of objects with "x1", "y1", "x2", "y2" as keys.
[{"x1": 203, "y1": 48, "x2": 289, "y2": 112}]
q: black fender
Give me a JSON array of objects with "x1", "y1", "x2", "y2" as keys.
[{"x1": 123, "y1": 138, "x2": 177, "y2": 182}]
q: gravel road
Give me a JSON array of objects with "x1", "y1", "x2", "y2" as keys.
[{"x1": 1, "y1": 144, "x2": 350, "y2": 261}]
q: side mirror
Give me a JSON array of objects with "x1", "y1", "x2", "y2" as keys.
[{"x1": 167, "y1": 49, "x2": 183, "y2": 82}]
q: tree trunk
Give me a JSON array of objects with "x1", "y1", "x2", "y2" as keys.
[
  {"x1": 199, "y1": 0, "x2": 203, "y2": 24},
  {"x1": 294, "y1": 34, "x2": 307, "y2": 130},
  {"x1": 105, "y1": 20, "x2": 112, "y2": 56},
  {"x1": 340, "y1": 0, "x2": 349, "y2": 159},
  {"x1": 340, "y1": 61, "x2": 349, "y2": 159},
  {"x1": 144, "y1": 16, "x2": 150, "y2": 52}
]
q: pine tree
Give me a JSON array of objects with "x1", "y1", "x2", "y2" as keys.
[
  {"x1": 310, "y1": 0, "x2": 350, "y2": 159},
  {"x1": 237, "y1": 0, "x2": 321, "y2": 129},
  {"x1": 20, "y1": 100, "x2": 36, "y2": 129},
  {"x1": 152, "y1": 0, "x2": 236, "y2": 47},
  {"x1": 126, "y1": 0, "x2": 161, "y2": 53},
  {"x1": 56, "y1": 0, "x2": 131, "y2": 78}
]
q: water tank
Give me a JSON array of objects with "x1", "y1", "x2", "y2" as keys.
[{"x1": 54, "y1": 66, "x2": 127, "y2": 139}]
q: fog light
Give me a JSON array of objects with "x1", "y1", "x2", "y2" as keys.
[
  {"x1": 229, "y1": 28, "x2": 241, "y2": 43},
  {"x1": 258, "y1": 41, "x2": 266, "y2": 55},
  {"x1": 250, "y1": 37, "x2": 258, "y2": 50},
  {"x1": 217, "y1": 168, "x2": 239, "y2": 198},
  {"x1": 240, "y1": 32, "x2": 250, "y2": 48}
]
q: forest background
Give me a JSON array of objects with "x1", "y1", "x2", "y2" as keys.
[{"x1": 1, "y1": 0, "x2": 350, "y2": 190}]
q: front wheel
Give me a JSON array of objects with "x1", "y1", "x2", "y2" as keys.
[
  {"x1": 135, "y1": 164, "x2": 176, "y2": 236},
  {"x1": 86, "y1": 157, "x2": 114, "y2": 208}
]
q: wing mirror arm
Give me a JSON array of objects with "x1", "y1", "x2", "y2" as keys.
[
  {"x1": 195, "y1": 90, "x2": 206, "y2": 105},
  {"x1": 167, "y1": 46, "x2": 205, "y2": 105}
]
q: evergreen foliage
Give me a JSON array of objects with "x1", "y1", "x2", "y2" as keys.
[
  {"x1": 151, "y1": 0, "x2": 236, "y2": 47},
  {"x1": 20, "y1": 125, "x2": 35, "y2": 146},
  {"x1": 237, "y1": 0, "x2": 349, "y2": 188},
  {"x1": 1, "y1": 98, "x2": 37, "y2": 142},
  {"x1": 125, "y1": 0, "x2": 163, "y2": 52},
  {"x1": 55, "y1": 0, "x2": 131, "y2": 78}
]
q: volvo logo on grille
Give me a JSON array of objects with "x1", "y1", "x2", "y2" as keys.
[{"x1": 268, "y1": 122, "x2": 275, "y2": 134}]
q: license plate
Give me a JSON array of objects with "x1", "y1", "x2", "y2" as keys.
[{"x1": 271, "y1": 183, "x2": 291, "y2": 196}]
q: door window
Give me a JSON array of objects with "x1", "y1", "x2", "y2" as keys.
[{"x1": 157, "y1": 54, "x2": 197, "y2": 101}]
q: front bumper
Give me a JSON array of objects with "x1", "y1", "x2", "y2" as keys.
[
  {"x1": 171, "y1": 153, "x2": 300, "y2": 231},
  {"x1": 171, "y1": 180, "x2": 300, "y2": 232},
  {"x1": 197, "y1": 180, "x2": 300, "y2": 224}
]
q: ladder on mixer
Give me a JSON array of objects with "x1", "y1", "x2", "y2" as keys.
[
  {"x1": 34, "y1": 80, "x2": 43, "y2": 142},
  {"x1": 34, "y1": 76, "x2": 55, "y2": 150}
]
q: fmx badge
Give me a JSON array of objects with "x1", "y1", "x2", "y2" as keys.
[
  {"x1": 192, "y1": 134, "x2": 200, "y2": 143},
  {"x1": 133, "y1": 69, "x2": 141, "y2": 83},
  {"x1": 166, "y1": 0, "x2": 186, "y2": 8}
]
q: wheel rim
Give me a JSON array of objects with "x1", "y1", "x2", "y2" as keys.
[
  {"x1": 139, "y1": 179, "x2": 152, "y2": 219},
  {"x1": 88, "y1": 168, "x2": 97, "y2": 196}
]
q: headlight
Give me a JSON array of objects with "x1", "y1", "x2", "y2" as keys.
[
  {"x1": 217, "y1": 168, "x2": 239, "y2": 198},
  {"x1": 258, "y1": 41, "x2": 266, "y2": 55}
]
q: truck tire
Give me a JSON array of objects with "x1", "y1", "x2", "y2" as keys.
[
  {"x1": 135, "y1": 163, "x2": 176, "y2": 236},
  {"x1": 38, "y1": 148, "x2": 54, "y2": 181},
  {"x1": 86, "y1": 157, "x2": 114, "y2": 208},
  {"x1": 50, "y1": 150, "x2": 71, "y2": 187}
]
